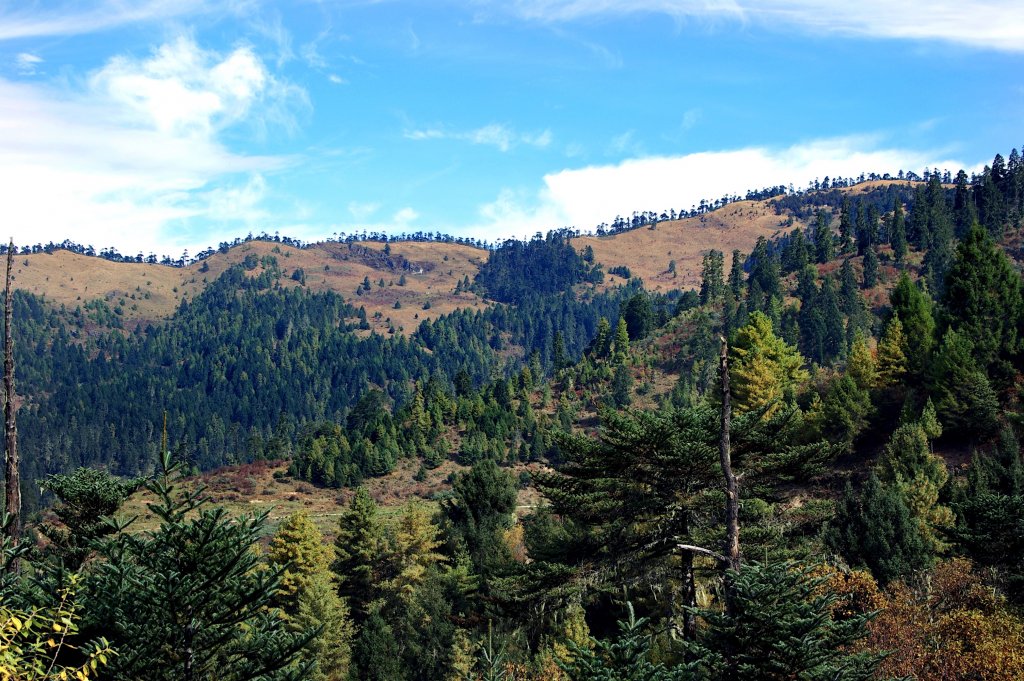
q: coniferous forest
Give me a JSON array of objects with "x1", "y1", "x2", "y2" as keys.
[{"x1": 3, "y1": 151, "x2": 1024, "y2": 680}]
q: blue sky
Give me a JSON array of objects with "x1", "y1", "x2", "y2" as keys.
[{"x1": 1, "y1": 1, "x2": 1022, "y2": 257}]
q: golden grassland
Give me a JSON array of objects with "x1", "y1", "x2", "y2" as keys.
[{"x1": 571, "y1": 199, "x2": 792, "y2": 291}]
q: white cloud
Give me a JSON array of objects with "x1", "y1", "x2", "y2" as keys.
[
  {"x1": 405, "y1": 123, "x2": 553, "y2": 151},
  {"x1": 0, "y1": 36, "x2": 303, "y2": 256},
  {"x1": 499, "y1": 0, "x2": 1024, "y2": 52},
  {"x1": 0, "y1": 0, "x2": 208, "y2": 40},
  {"x1": 328, "y1": 73, "x2": 347, "y2": 85},
  {"x1": 463, "y1": 136, "x2": 975, "y2": 239},
  {"x1": 15, "y1": 52, "x2": 42, "y2": 75}
]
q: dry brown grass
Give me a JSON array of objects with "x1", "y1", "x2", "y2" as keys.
[
  {"x1": 571, "y1": 199, "x2": 791, "y2": 292},
  {"x1": 120, "y1": 457, "x2": 547, "y2": 539},
  {"x1": 15, "y1": 239, "x2": 490, "y2": 334}
]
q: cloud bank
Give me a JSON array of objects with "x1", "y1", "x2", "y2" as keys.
[{"x1": 466, "y1": 136, "x2": 973, "y2": 239}]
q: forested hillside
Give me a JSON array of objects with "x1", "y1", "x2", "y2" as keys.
[{"x1": 2, "y1": 149, "x2": 1024, "y2": 680}]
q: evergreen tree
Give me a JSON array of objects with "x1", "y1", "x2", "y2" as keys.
[
  {"x1": 838, "y1": 198, "x2": 854, "y2": 253},
  {"x1": 928, "y1": 328, "x2": 1000, "y2": 437},
  {"x1": 825, "y1": 474, "x2": 931, "y2": 585},
  {"x1": 613, "y1": 317, "x2": 630, "y2": 359},
  {"x1": 862, "y1": 247, "x2": 879, "y2": 289},
  {"x1": 333, "y1": 488, "x2": 386, "y2": 619},
  {"x1": 561, "y1": 603, "x2": 692, "y2": 681},
  {"x1": 268, "y1": 511, "x2": 335, "y2": 616},
  {"x1": 941, "y1": 223, "x2": 1023, "y2": 384},
  {"x1": 877, "y1": 421, "x2": 954, "y2": 553},
  {"x1": 352, "y1": 605, "x2": 404, "y2": 681},
  {"x1": 292, "y1": 573, "x2": 354, "y2": 681},
  {"x1": 875, "y1": 315, "x2": 908, "y2": 393},
  {"x1": 814, "y1": 210, "x2": 835, "y2": 264},
  {"x1": 817, "y1": 277, "x2": 846, "y2": 364},
  {"x1": 37, "y1": 467, "x2": 143, "y2": 570},
  {"x1": 87, "y1": 454, "x2": 312, "y2": 681},
  {"x1": 730, "y1": 311, "x2": 809, "y2": 416},
  {"x1": 728, "y1": 250, "x2": 744, "y2": 302},
  {"x1": 888, "y1": 274, "x2": 935, "y2": 382},
  {"x1": 952, "y1": 169, "x2": 978, "y2": 239},
  {"x1": 890, "y1": 198, "x2": 907, "y2": 264},
  {"x1": 700, "y1": 250, "x2": 726, "y2": 305},
  {"x1": 443, "y1": 460, "x2": 517, "y2": 582},
  {"x1": 683, "y1": 561, "x2": 886, "y2": 680},
  {"x1": 622, "y1": 293, "x2": 655, "y2": 340}
]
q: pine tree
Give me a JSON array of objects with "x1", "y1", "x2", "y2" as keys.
[
  {"x1": 700, "y1": 250, "x2": 726, "y2": 305},
  {"x1": 613, "y1": 317, "x2": 630, "y2": 359},
  {"x1": 352, "y1": 605, "x2": 404, "y2": 681},
  {"x1": 875, "y1": 315, "x2": 908, "y2": 392},
  {"x1": 292, "y1": 573, "x2": 354, "y2": 681},
  {"x1": 889, "y1": 273, "x2": 935, "y2": 382},
  {"x1": 589, "y1": 316, "x2": 611, "y2": 358},
  {"x1": 561, "y1": 603, "x2": 692, "y2": 681},
  {"x1": 928, "y1": 328, "x2": 1000, "y2": 437},
  {"x1": 728, "y1": 250, "x2": 745, "y2": 302},
  {"x1": 862, "y1": 247, "x2": 879, "y2": 289},
  {"x1": 839, "y1": 198, "x2": 854, "y2": 253},
  {"x1": 814, "y1": 210, "x2": 835, "y2": 264}
]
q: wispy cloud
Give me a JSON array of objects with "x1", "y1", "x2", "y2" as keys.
[
  {"x1": 0, "y1": 36, "x2": 304, "y2": 255},
  {"x1": 464, "y1": 135, "x2": 976, "y2": 238},
  {"x1": 0, "y1": 0, "x2": 208, "y2": 40},
  {"x1": 405, "y1": 123, "x2": 553, "y2": 152},
  {"x1": 496, "y1": 1, "x2": 1024, "y2": 52},
  {"x1": 15, "y1": 52, "x2": 42, "y2": 75}
]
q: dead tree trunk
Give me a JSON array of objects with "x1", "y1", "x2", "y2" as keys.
[
  {"x1": 3, "y1": 240, "x2": 20, "y2": 563},
  {"x1": 719, "y1": 337, "x2": 739, "y2": 573}
]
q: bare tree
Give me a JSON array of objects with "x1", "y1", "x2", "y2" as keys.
[{"x1": 3, "y1": 240, "x2": 19, "y2": 565}]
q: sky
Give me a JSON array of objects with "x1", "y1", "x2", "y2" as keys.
[{"x1": 1, "y1": 1, "x2": 1022, "y2": 258}]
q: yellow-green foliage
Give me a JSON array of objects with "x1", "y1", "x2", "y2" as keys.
[
  {"x1": 0, "y1": 575, "x2": 114, "y2": 681},
  {"x1": 877, "y1": 421, "x2": 953, "y2": 552},
  {"x1": 875, "y1": 316, "x2": 908, "y2": 390},
  {"x1": 730, "y1": 311, "x2": 809, "y2": 416},
  {"x1": 268, "y1": 511, "x2": 335, "y2": 614}
]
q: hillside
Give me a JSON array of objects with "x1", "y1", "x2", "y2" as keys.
[
  {"x1": 572, "y1": 198, "x2": 789, "y2": 290},
  {"x1": 12, "y1": 238, "x2": 489, "y2": 333}
]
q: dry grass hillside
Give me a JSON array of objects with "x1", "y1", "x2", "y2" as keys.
[
  {"x1": 571, "y1": 198, "x2": 792, "y2": 291},
  {"x1": 13, "y1": 239, "x2": 489, "y2": 332},
  {"x1": 17, "y1": 183, "x2": 926, "y2": 327}
]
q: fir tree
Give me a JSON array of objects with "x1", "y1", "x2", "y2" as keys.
[
  {"x1": 292, "y1": 573, "x2": 354, "y2": 681},
  {"x1": 825, "y1": 474, "x2": 932, "y2": 586},
  {"x1": 941, "y1": 223, "x2": 1023, "y2": 384},
  {"x1": 814, "y1": 210, "x2": 835, "y2": 264},
  {"x1": 888, "y1": 273, "x2": 935, "y2": 382},
  {"x1": 700, "y1": 250, "x2": 726, "y2": 305},
  {"x1": 890, "y1": 197, "x2": 907, "y2": 264},
  {"x1": 730, "y1": 312, "x2": 809, "y2": 416},
  {"x1": 683, "y1": 561, "x2": 886, "y2": 680},
  {"x1": 88, "y1": 454, "x2": 312, "y2": 681},
  {"x1": 333, "y1": 488, "x2": 386, "y2": 619}
]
